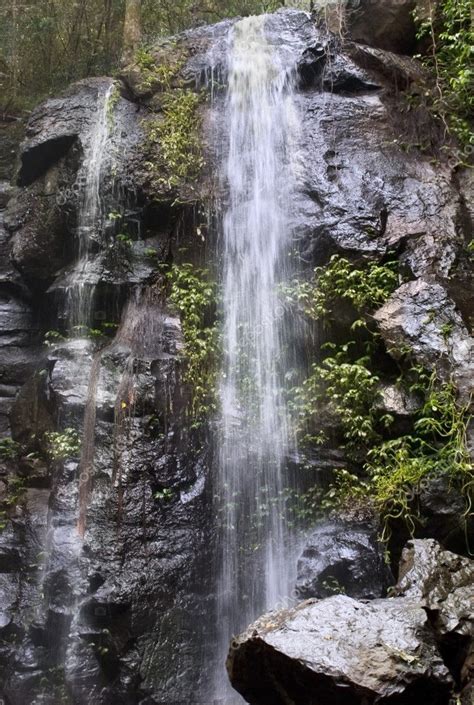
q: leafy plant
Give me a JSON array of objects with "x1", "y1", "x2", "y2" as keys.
[
  {"x1": 0, "y1": 437, "x2": 21, "y2": 460},
  {"x1": 106, "y1": 84, "x2": 120, "y2": 129},
  {"x1": 166, "y1": 263, "x2": 220, "y2": 421},
  {"x1": 368, "y1": 377, "x2": 472, "y2": 540},
  {"x1": 146, "y1": 88, "x2": 204, "y2": 190},
  {"x1": 414, "y1": 0, "x2": 473, "y2": 147},
  {"x1": 282, "y1": 255, "x2": 398, "y2": 321},
  {"x1": 116, "y1": 232, "x2": 134, "y2": 247},
  {"x1": 0, "y1": 475, "x2": 26, "y2": 531},
  {"x1": 322, "y1": 375, "x2": 472, "y2": 541},
  {"x1": 44, "y1": 330, "x2": 66, "y2": 347},
  {"x1": 154, "y1": 487, "x2": 174, "y2": 502},
  {"x1": 45, "y1": 428, "x2": 81, "y2": 460},
  {"x1": 290, "y1": 342, "x2": 386, "y2": 450}
]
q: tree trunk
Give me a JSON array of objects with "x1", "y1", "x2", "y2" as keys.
[
  {"x1": 122, "y1": 0, "x2": 142, "y2": 64},
  {"x1": 10, "y1": 0, "x2": 19, "y2": 101}
]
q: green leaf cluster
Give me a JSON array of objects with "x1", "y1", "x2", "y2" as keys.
[
  {"x1": 44, "y1": 428, "x2": 81, "y2": 460},
  {"x1": 166, "y1": 263, "x2": 220, "y2": 422},
  {"x1": 146, "y1": 88, "x2": 204, "y2": 190},
  {"x1": 288, "y1": 254, "x2": 472, "y2": 539},
  {"x1": 290, "y1": 342, "x2": 383, "y2": 450},
  {"x1": 414, "y1": 0, "x2": 473, "y2": 147},
  {"x1": 282, "y1": 255, "x2": 399, "y2": 321}
]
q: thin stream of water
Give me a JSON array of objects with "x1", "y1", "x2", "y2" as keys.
[{"x1": 66, "y1": 83, "x2": 114, "y2": 330}]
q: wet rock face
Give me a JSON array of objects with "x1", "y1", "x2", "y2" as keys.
[
  {"x1": 396, "y1": 539, "x2": 474, "y2": 639},
  {"x1": 0, "y1": 6, "x2": 471, "y2": 705},
  {"x1": 374, "y1": 280, "x2": 473, "y2": 404},
  {"x1": 229, "y1": 539, "x2": 474, "y2": 705},
  {"x1": 295, "y1": 521, "x2": 393, "y2": 600}
]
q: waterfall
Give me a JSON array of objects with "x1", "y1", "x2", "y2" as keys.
[
  {"x1": 66, "y1": 83, "x2": 114, "y2": 330},
  {"x1": 215, "y1": 15, "x2": 300, "y2": 700}
]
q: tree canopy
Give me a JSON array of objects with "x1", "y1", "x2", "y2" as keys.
[{"x1": 0, "y1": 0, "x2": 292, "y2": 114}]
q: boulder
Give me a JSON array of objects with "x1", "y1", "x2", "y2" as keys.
[
  {"x1": 320, "y1": 1, "x2": 441, "y2": 55},
  {"x1": 228, "y1": 595, "x2": 453, "y2": 705},
  {"x1": 295, "y1": 521, "x2": 393, "y2": 600},
  {"x1": 396, "y1": 539, "x2": 474, "y2": 639},
  {"x1": 374, "y1": 280, "x2": 473, "y2": 403}
]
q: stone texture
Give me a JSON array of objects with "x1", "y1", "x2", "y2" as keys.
[
  {"x1": 229, "y1": 539, "x2": 474, "y2": 705},
  {"x1": 396, "y1": 539, "x2": 474, "y2": 639},
  {"x1": 0, "y1": 7, "x2": 472, "y2": 705},
  {"x1": 295, "y1": 521, "x2": 393, "y2": 599},
  {"x1": 374, "y1": 280, "x2": 473, "y2": 403},
  {"x1": 228, "y1": 595, "x2": 453, "y2": 705}
]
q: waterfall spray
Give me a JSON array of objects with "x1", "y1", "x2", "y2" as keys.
[{"x1": 214, "y1": 15, "x2": 300, "y2": 701}]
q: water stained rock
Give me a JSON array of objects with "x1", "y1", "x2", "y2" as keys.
[{"x1": 295, "y1": 520, "x2": 393, "y2": 600}]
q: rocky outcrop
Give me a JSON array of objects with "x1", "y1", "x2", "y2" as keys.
[
  {"x1": 295, "y1": 521, "x2": 392, "y2": 600},
  {"x1": 322, "y1": 0, "x2": 436, "y2": 55},
  {"x1": 396, "y1": 538, "x2": 474, "y2": 639},
  {"x1": 228, "y1": 540, "x2": 474, "y2": 705},
  {"x1": 374, "y1": 280, "x2": 473, "y2": 404}
]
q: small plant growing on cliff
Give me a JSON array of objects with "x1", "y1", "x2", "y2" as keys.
[
  {"x1": 166, "y1": 263, "x2": 220, "y2": 421},
  {"x1": 139, "y1": 48, "x2": 204, "y2": 193},
  {"x1": 322, "y1": 374, "x2": 472, "y2": 541},
  {"x1": 106, "y1": 85, "x2": 120, "y2": 129},
  {"x1": 282, "y1": 255, "x2": 399, "y2": 321},
  {"x1": 44, "y1": 330, "x2": 66, "y2": 347},
  {"x1": 414, "y1": 0, "x2": 473, "y2": 147},
  {"x1": 45, "y1": 429, "x2": 81, "y2": 461},
  {"x1": 368, "y1": 377, "x2": 472, "y2": 540},
  {"x1": 0, "y1": 438, "x2": 21, "y2": 460},
  {"x1": 290, "y1": 342, "x2": 387, "y2": 451},
  {"x1": 146, "y1": 89, "x2": 204, "y2": 190}
]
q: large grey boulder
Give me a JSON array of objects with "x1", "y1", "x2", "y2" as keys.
[
  {"x1": 229, "y1": 539, "x2": 474, "y2": 705},
  {"x1": 228, "y1": 595, "x2": 453, "y2": 705}
]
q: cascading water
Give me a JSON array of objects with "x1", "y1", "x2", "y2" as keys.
[
  {"x1": 66, "y1": 83, "x2": 114, "y2": 330},
  {"x1": 214, "y1": 15, "x2": 300, "y2": 700}
]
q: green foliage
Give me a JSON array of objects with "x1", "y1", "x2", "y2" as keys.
[
  {"x1": 0, "y1": 0, "x2": 126, "y2": 113},
  {"x1": 44, "y1": 428, "x2": 81, "y2": 460},
  {"x1": 44, "y1": 323, "x2": 118, "y2": 348},
  {"x1": 321, "y1": 375, "x2": 472, "y2": 541},
  {"x1": 414, "y1": 0, "x2": 473, "y2": 147},
  {"x1": 44, "y1": 330, "x2": 66, "y2": 347},
  {"x1": 282, "y1": 255, "x2": 398, "y2": 321},
  {"x1": 290, "y1": 342, "x2": 387, "y2": 450},
  {"x1": 368, "y1": 378, "x2": 472, "y2": 539},
  {"x1": 134, "y1": 46, "x2": 185, "y2": 93},
  {"x1": 166, "y1": 263, "x2": 220, "y2": 421},
  {"x1": 0, "y1": 475, "x2": 26, "y2": 531},
  {"x1": 0, "y1": 0, "x2": 296, "y2": 115},
  {"x1": 0, "y1": 437, "x2": 21, "y2": 460},
  {"x1": 146, "y1": 88, "x2": 204, "y2": 190},
  {"x1": 106, "y1": 85, "x2": 120, "y2": 129},
  {"x1": 116, "y1": 232, "x2": 134, "y2": 247},
  {"x1": 288, "y1": 253, "x2": 472, "y2": 541},
  {"x1": 321, "y1": 576, "x2": 346, "y2": 595},
  {"x1": 154, "y1": 487, "x2": 174, "y2": 502}
]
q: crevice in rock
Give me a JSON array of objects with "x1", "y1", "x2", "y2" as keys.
[{"x1": 18, "y1": 135, "x2": 77, "y2": 186}]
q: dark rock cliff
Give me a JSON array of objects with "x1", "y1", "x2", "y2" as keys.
[{"x1": 0, "y1": 6, "x2": 471, "y2": 705}]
